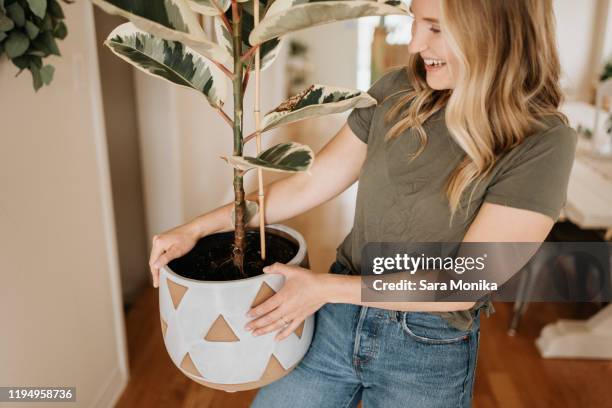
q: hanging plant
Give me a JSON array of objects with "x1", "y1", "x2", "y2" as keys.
[{"x1": 0, "y1": 0, "x2": 72, "y2": 91}]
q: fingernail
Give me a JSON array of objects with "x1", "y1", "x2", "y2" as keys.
[
  {"x1": 252, "y1": 331, "x2": 259, "y2": 337},
  {"x1": 244, "y1": 324, "x2": 251, "y2": 331},
  {"x1": 263, "y1": 267, "x2": 270, "y2": 272}
]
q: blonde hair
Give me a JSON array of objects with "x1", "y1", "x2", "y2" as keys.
[{"x1": 382, "y1": 0, "x2": 568, "y2": 223}]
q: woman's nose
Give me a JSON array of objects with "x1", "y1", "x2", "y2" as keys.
[
  {"x1": 407, "y1": 35, "x2": 427, "y2": 54},
  {"x1": 407, "y1": 24, "x2": 428, "y2": 54}
]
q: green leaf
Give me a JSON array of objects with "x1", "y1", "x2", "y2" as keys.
[
  {"x1": 30, "y1": 62, "x2": 43, "y2": 91},
  {"x1": 25, "y1": 20, "x2": 40, "y2": 39},
  {"x1": 221, "y1": 142, "x2": 314, "y2": 173},
  {"x1": 0, "y1": 30, "x2": 6, "y2": 41},
  {"x1": 5, "y1": 31, "x2": 29, "y2": 58},
  {"x1": 48, "y1": 0, "x2": 64, "y2": 19},
  {"x1": 249, "y1": 0, "x2": 409, "y2": 45},
  {"x1": 30, "y1": 54, "x2": 42, "y2": 68},
  {"x1": 26, "y1": 0, "x2": 46, "y2": 18},
  {"x1": 91, "y1": 0, "x2": 232, "y2": 66},
  {"x1": 40, "y1": 64, "x2": 54, "y2": 84},
  {"x1": 11, "y1": 54, "x2": 30, "y2": 69},
  {"x1": 41, "y1": 14, "x2": 52, "y2": 30},
  {"x1": 104, "y1": 23, "x2": 227, "y2": 108},
  {"x1": 53, "y1": 20, "x2": 67, "y2": 39},
  {"x1": 33, "y1": 30, "x2": 60, "y2": 55},
  {"x1": 6, "y1": 2, "x2": 26, "y2": 27},
  {"x1": 0, "y1": 12, "x2": 14, "y2": 31},
  {"x1": 260, "y1": 84, "x2": 376, "y2": 132}
]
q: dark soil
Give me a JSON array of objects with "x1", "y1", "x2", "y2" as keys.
[{"x1": 168, "y1": 228, "x2": 299, "y2": 281}]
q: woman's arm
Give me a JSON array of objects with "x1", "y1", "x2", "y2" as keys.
[
  {"x1": 187, "y1": 122, "x2": 368, "y2": 238},
  {"x1": 245, "y1": 202, "x2": 555, "y2": 339}
]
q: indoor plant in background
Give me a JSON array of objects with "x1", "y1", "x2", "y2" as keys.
[
  {"x1": 0, "y1": 0, "x2": 71, "y2": 90},
  {"x1": 91, "y1": 0, "x2": 409, "y2": 392}
]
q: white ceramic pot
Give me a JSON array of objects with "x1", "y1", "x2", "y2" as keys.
[{"x1": 158, "y1": 224, "x2": 315, "y2": 392}]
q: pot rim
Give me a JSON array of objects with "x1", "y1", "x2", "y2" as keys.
[{"x1": 160, "y1": 223, "x2": 307, "y2": 286}]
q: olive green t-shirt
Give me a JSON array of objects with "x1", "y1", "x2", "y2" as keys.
[{"x1": 337, "y1": 66, "x2": 578, "y2": 331}]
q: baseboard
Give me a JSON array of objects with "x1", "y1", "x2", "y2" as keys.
[{"x1": 91, "y1": 367, "x2": 129, "y2": 408}]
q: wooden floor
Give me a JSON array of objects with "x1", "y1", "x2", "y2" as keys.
[{"x1": 116, "y1": 288, "x2": 612, "y2": 408}]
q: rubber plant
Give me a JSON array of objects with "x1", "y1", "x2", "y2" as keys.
[
  {"x1": 90, "y1": 0, "x2": 410, "y2": 277},
  {"x1": 0, "y1": 0, "x2": 72, "y2": 90}
]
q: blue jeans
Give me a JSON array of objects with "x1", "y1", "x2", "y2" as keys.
[{"x1": 251, "y1": 260, "x2": 481, "y2": 408}]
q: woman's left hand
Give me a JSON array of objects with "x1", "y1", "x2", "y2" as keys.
[{"x1": 245, "y1": 262, "x2": 328, "y2": 341}]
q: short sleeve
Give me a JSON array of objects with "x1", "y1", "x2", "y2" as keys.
[
  {"x1": 483, "y1": 124, "x2": 578, "y2": 220},
  {"x1": 346, "y1": 67, "x2": 405, "y2": 144}
]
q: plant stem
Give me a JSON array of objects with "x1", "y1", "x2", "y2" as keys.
[
  {"x1": 231, "y1": 0, "x2": 248, "y2": 278},
  {"x1": 216, "y1": 106, "x2": 234, "y2": 128},
  {"x1": 242, "y1": 60, "x2": 251, "y2": 95}
]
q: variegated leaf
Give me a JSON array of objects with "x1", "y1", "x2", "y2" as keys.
[
  {"x1": 261, "y1": 84, "x2": 376, "y2": 132},
  {"x1": 92, "y1": 0, "x2": 233, "y2": 66},
  {"x1": 186, "y1": 0, "x2": 230, "y2": 16},
  {"x1": 230, "y1": 200, "x2": 259, "y2": 228},
  {"x1": 249, "y1": 0, "x2": 410, "y2": 45},
  {"x1": 220, "y1": 142, "x2": 314, "y2": 173},
  {"x1": 214, "y1": 0, "x2": 283, "y2": 72},
  {"x1": 105, "y1": 23, "x2": 227, "y2": 108}
]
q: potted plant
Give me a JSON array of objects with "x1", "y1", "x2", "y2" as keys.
[
  {"x1": 91, "y1": 0, "x2": 409, "y2": 392},
  {"x1": 0, "y1": 0, "x2": 71, "y2": 90}
]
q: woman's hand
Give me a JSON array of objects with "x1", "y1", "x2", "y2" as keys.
[
  {"x1": 245, "y1": 262, "x2": 329, "y2": 341},
  {"x1": 148, "y1": 222, "x2": 200, "y2": 288}
]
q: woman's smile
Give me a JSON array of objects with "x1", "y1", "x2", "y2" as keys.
[{"x1": 422, "y1": 57, "x2": 448, "y2": 73}]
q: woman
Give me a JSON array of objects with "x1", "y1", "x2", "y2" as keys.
[{"x1": 149, "y1": 0, "x2": 577, "y2": 406}]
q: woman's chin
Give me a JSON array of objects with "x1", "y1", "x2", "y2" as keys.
[{"x1": 425, "y1": 74, "x2": 453, "y2": 90}]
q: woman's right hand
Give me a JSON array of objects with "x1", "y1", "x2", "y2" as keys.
[{"x1": 149, "y1": 222, "x2": 200, "y2": 288}]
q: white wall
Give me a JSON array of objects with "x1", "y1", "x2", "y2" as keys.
[
  {"x1": 555, "y1": 0, "x2": 610, "y2": 101},
  {"x1": 0, "y1": 2, "x2": 128, "y2": 407},
  {"x1": 290, "y1": 20, "x2": 359, "y2": 88}
]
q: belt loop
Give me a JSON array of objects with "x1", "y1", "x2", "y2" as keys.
[{"x1": 389, "y1": 310, "x2": 402, "y2": 322}]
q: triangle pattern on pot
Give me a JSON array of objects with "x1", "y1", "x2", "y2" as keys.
[
  {"x1": 293, "y1": 321, "x2": 305, "y2": 339},
  {"x1": 160, "y1": 317, "x2": 168, "y2": 338},
  {"x1": 204, "y1": 315, "x2": 240, "y2": 342},
  {"x1": 259, "y1": 354, "x2": 286, "y2": 382},
  {"x1": 251, "y1": 281, "x2": 276, "y2": 308},
  {"x1": 166, "y1": 279, "x2": 188, "y2": 310},
  {"x1": 180, "y1": 352, "x2": 203, "y2": 377}
]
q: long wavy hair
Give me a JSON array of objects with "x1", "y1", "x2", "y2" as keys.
[{"x1": 382, "y1": 0, "x2": 568, "y2": 223}]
